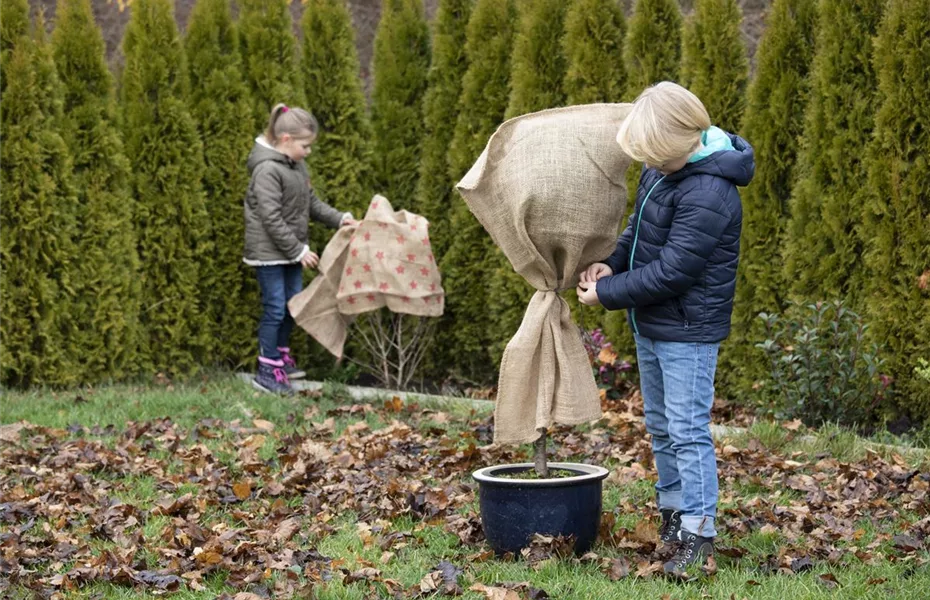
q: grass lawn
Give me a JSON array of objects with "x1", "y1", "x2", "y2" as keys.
[{"x1": 1, "y1": 374, "x2": 928, "y2": 599}]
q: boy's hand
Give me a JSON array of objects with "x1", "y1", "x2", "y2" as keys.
[
  {"x1": 300, "y1": 251, "x2": 320, "y2": 269},
  {"x1": 580, "y1": 262, "x2": 613, "y2": 283},
  {"x1": 576, "y1": 281, "x2": 601, "y2": 306},
  {"x1": 341, "y1": 218, "x2": 359, "y2": 227}
]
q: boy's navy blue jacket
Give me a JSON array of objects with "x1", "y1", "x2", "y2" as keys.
[{"x1": 596, "y1": 131, "x2": 755, "y2": 343}]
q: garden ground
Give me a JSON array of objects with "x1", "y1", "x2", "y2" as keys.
[{"x1": 1, "y1": 375, "x2": 928, "y2": 599}]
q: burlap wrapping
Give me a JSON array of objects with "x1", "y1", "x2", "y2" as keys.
[
  {"x1": 456, "y1": 104, "x2": 632, "y2": 445},
  {"x1": 288, "y1": 195, "x2": 444, "y2": 357}
]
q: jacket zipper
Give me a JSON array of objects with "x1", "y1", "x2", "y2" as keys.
[
  {"x1": 674, "y1": 297, "x2": 691, "y2": 330},
  {"x1": 628, "y1": 175, "x2": 667, "y2": 336}
]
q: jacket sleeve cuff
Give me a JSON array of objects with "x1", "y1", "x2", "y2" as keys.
[
  {"x1": 339, "y1": 212, "x2": 354, "y2": 226},
  {"x1": 596, "y1": 277, "x2": 625, "y2": 311},
  {"x1": 294, "y1": 244, "x2": 311, "y2": 262}
]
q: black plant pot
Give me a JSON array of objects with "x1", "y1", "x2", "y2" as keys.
[{"x1": 472, "y1": 462, "x2": 610, "y2": 556}]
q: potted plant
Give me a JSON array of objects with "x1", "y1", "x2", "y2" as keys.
[{"x1": 457, "y1": 104, "x2": 633, "y2": 555}]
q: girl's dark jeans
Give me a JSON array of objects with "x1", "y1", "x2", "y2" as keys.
[{"x1": 255, "y1": 264, "x2": 304, "y2": 360}]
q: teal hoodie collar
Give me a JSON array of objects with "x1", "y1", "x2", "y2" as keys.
[{"x1": 688, "y1": 125, "x2": 735, "y2": 163}]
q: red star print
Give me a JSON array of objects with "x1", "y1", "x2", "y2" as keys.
[
  {"x1": 339, "y1": 285, "x2": 345, "y2": 293},
  {"x1": 372, "y1": 200, "x2": 379, "y2": 209},
  {"x1": 367, "y1": 294, "x2": 376, "y2": 302},
  {"x1": 378, "y1": 223, "x2": 388, "y2": 229},
  {"x1": 429, "y1": 283, "x2": 437, "y2": 291},
  {"x1": 396, "y1": 235, "x2": 406, "y2": 244},
  {"x1": 347, "y1": 296, "x2": 357, "y2": 305},
  {"x1": 379, "y1": 282, "x2": 389, "y2": 291},
  {"x1": 421, "y1": 237, "x2": 430, "y2": 246},
  {"x1": 423, "y1": 297, "x2": 430, "y2": 304},
  {"x1": 376, "y1": 251, "x2": 385, "y2": 260},
  {"x1": 345, "y1": 266, "x2": 353, "y2": 276},
  {"x1": 402, "y1": 297, "x2": 411, "y2": 303},
  {"x1": 410, "y1": 224, "x2": 417, "y2": 231},
  {"x1": 351, "y1": 248, "x2": 359, "y2": 258},
  {"x1": 427, "y1": 254, "x2": 434, "y2": 263},
  {"x1": 395, "y1": 265, "x2": 405, "y2": 275},
  {"x1": 410, "y1": 281, "x2": 418, "y2": 290},
  {"x1": 354, "y1": 280, "x2": 363, "y2": 289},
  {"x1": 407, "y1": 253, "x2": 416, "y2": 262},
  {"x1": 363, "y1": 264, "x2": 372, "y2": 273},
  {"x1": 363, "y1": 232, "x2": 371, "y2": 242},
  {"x1": 420, "y1": 267, "x2": 430, "y2": 277}
]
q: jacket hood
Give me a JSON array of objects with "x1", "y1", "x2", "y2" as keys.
[
  {"x1": 247, "y1": 135, "x2": 295, "y2": 174},
  {"x1": 666, "y1": 128, "x2": 755, "y2": 187}
]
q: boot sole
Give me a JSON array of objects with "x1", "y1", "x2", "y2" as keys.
[{"x1": 251, "y1": 378, "x2": 294, "y2": 396}]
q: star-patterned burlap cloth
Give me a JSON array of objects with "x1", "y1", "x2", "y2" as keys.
[{"x1": 288, "y1": 195, "x2": 444, "y2": 358}]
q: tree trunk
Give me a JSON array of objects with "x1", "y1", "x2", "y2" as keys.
[{"x1": 533, "y1": 427, "x2": 549, "y2": 477}]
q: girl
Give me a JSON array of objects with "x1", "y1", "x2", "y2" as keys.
[
  {"x1": 577, "y1": 82, "x2": 755, "y2": 577},
  {"x1": 243, "y1": 104, "x2": 357, "y2": 395}
]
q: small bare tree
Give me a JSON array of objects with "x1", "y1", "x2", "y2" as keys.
[{"x1": 349, "y1": 309, "x2": 436, "y2": 390}]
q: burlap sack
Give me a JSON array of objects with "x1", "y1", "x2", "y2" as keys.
[
  {"x1": 288, "y1": 195, "x2": 444, "y2": 357},
  {"x1": 456, "y1": 104, "x2": 632, "y2": 445}
]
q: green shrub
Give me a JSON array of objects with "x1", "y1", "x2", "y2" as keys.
[{"x1": 756, "y1": 301, "x2": 890, "y2": 427}]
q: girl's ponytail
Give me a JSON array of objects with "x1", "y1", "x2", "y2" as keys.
[{"x1": 264, "y1": 103, "x2": 318, "y2": 145}]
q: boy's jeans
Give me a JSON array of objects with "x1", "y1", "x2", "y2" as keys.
[
  {"x1": 634, "y1": 334, "x2": 720, "y2": 538},
  {"x1": 255, "y1": 264, "x2": 304, "y2": 360}
]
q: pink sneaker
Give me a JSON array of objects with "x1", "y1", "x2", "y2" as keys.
[{"x1": 277, "y1": 347, "x2": 306, "y2": 380}]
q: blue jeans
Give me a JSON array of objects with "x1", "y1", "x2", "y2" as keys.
[
  {"x1": 635, "y1": 334, "x2": 720, "y2": 538},
  {"x1": 255, "y1": 264, "x2": 304, "y2": 360}
]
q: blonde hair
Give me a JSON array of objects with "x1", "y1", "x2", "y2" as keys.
[
  {"x1": 616, "y1": 82, "x2": 711, "y2": 166},
  {"x1": 265, "y1": 103, "x2": 319, "y2": 145}
]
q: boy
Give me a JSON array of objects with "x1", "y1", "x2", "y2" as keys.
[{"x1": 577, "y1": 82, "x2": 755, "y2": 577}]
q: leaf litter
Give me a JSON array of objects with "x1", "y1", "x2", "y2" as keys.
[{"x1": 0, "y1": 389, "x2": 927, "y2": 598}]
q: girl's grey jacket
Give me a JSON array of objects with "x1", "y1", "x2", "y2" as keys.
[{"x1": 243, "y1": 136, "x2": 351, "y2": 266}]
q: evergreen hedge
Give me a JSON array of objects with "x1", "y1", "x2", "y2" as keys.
[
  {"x1": 679, "y1": 0, "x2": 749, "y2": 132},
  {"x1": 53, "y1": 0, "x2": 142, "y2": 382},
  {"x1": 121, "y1": 0, "x2": 212, "y2": 374},
  {"x1": 415, "y1": 0, "x2": 472, "y2": 264},
  {"x1": 185, "y1": 0, "x2": 258, "y2": 368},
  {"x1": 562, "y1": 0, "x2": 627, "y2": 106},
  {"x1": 1, "y1": 14, "x2": 80, "y2": 386},
  {"x1": 301, "y1": 0, "x2": 373, "y2": 219},
  {"x1": 782, "y1": 0, "x2": 884, "y2": 303},
  {"x1": 371, "y1": 0, "x2": 431, "y2": 212},
  {"x1": 238, "y1": 0, "x2": 305, "y2": 128},
  {"x1": 862, "y1": 0, "x2": 930, "y2": 419},
  {"x1": 440, "y1": 0, "x2": 516, "y2": 381}
]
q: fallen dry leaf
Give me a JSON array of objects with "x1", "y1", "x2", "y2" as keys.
[{"x1": 253, "y1": 419, "x2": 275, "y2": 432}]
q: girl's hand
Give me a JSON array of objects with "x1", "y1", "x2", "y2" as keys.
[
  {"x1": 580, "y1": 262, "x2": 613, "y2": 283},
  {"x1": 300, "y1": 251, "x2": 320, "y2": 270},
  {"x1": 576, "y1": 281, "x2": 601, "y2": 306}
]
